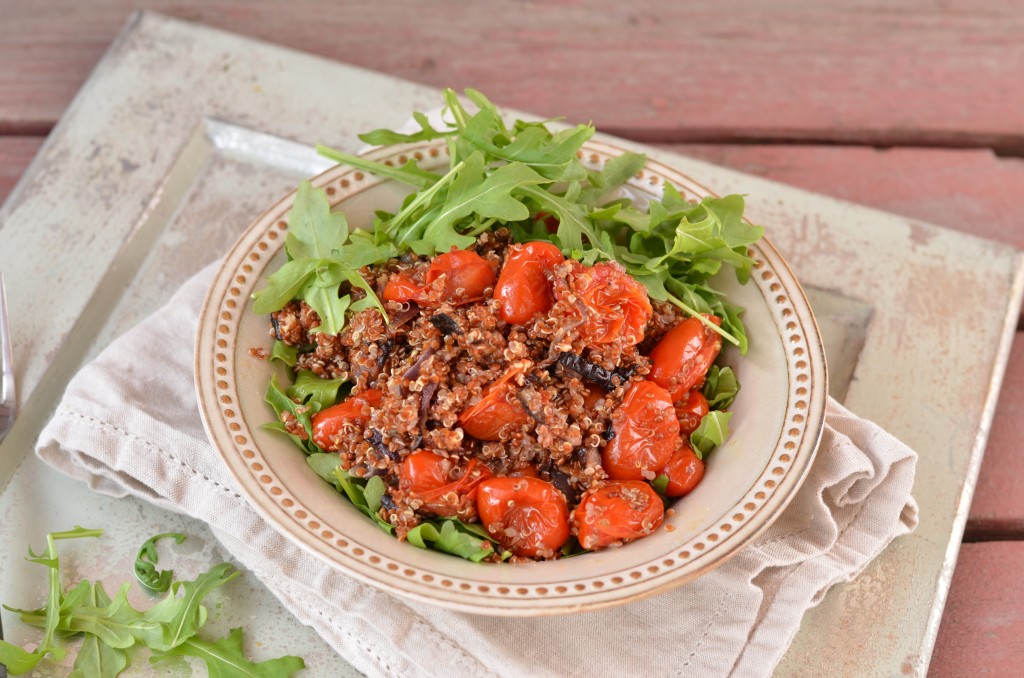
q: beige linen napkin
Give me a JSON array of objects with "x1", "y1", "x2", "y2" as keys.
[{"x1": 36, "y1": 262, "x2": 918, "y2": 678}]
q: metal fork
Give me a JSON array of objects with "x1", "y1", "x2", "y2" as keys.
[{"x1": 0, "y1": 273, "x2": 13, "y2": 442}]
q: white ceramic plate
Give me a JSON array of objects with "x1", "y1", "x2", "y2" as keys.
[{"x1": 195, "y1": 138, "x2": 827, "y2": 615}]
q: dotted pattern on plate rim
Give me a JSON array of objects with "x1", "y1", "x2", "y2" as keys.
[{"x1": 209, "y1": 140, "x2": 816, "y2": 601}]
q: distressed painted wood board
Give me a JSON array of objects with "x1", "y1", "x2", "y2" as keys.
[
  {"x1": 928, "y1": 542, "x2": 1024, "y2": 677},
  {"x1": 964, "y1": 332, "x2": 1024, "y2": 539},
  {"x1": 2, "y1": 1, "x2": 1024, "y2": 150},
  {"x1": 0, "y1": 13, "x2": 1021, "y2": 677}
]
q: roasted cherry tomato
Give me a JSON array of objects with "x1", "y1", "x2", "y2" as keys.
[
  {"x1": 494, "y1": 241, "x2": 565, "y2": 324},
  {"x1": 399, "y1": 450, "x2": 493, "y2": 518},
  {"x1": 602, "y1": 380, "x2": 679, "y2": 481},
  {"x1": 425, "y1": 248, "x2": 496, "y2": 304},
  {"x1": 660, "y1": 442, "x2": 705, "y2": 498},
  {"x1": 310, "y1": 389, "x2": 383, "y2": 451},
  {"x1": 477, "y1": 476, "x2": 570, "y2": 558},
  {"x1": 459, "y1": 367, "x2": 530, "y2": 441},
  {"x1": 573, "y1": 481, "x2": 665, "y2": 550},
  {"x1": 647, "y1": 315, "x2": 723, "y2": 400},
  {"x1": 382, "y1": 272, "x2": 427, "y2": 304},
  {"x1": 674, "y1": 389, "x2": 710, "y2": 436},
  {"x1": 566, "y1": 261, "x2": 652, "y2": 346}
]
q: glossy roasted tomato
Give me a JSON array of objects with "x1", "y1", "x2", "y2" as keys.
[
  {"x1": 602, "y1": 381, "x2": 679, "y2": 481},
  {"x1": 382, "y1": 272, "x2": 427, "y2": 305},
  {"x1": 647, "y1": 315, "x2": 723, "y2": 400},
  {"x1": 660, "y1": 442, "x2": 705, "y2": 498},
  {"x1": 399, "y1": 450, "x2": 493, "y2": 517},
  {"x1": 566, "y1": 261, "x2": 652, "y2": 347},
  {"x1": 477, "y1": 476, "x2": 570, "y2": 558},
  {"x1": 674, "y1": 389, "x2": 710, "y2": 436},
  {"x1": 425, "y1": 248, "x2": 496, "y2": 304},
  {"x1": 494, "y1": 241, "x2": 565, "y2": 324},
  {"x1": 459, "y1": 366, "x2": 530, "y2": 441},
  {"x1": 573, "y1": 481, "x2": 665, "y2": 550},
  {"x1": 310, "y1": 389, "x2": 383, "y2": 451}
]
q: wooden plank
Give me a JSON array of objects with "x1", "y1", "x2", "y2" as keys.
[
  {"x1": 929, "y1": 542, "x2": 1024, "y2": 677},
  {"x1": 1, "y1": 2, "x2": 1024, "y2": 149},
  {"x1": 964, "y1": 333, "x2": 1024, "y2": 539},
  {"x1": 662, "y1": 144, "x2": 1024, "y2": 249},
  {"x1": 0, "y1": 137, "x2": 42, "y2": 205}
]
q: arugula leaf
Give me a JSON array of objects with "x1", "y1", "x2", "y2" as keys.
[
  {"x1": 358, "y1": 110, "x2": 455, "y2": 146},
  {"x1": 59, "y1": 583, "x2": 161, "y2": 649},
  {"x1": 651, "y1": 474, "x2": 670, "y2": 496},
  {"x1": 318, "y1": 144, "x2": 442, "y2": 190},
  {"x1": 251, "y1": 258, "x2": 317, "y2": 315},
  {"x1": 703, "y1": 365, "x2": 740, "y2": 410},
  {"x1": 285, "y1": 181, "x2": 349, "y2": 260},
  {"x1": 287, "y1": 370, "x2": 346, "y2": 410},
  {"x1": 269, "y1": 340, "x2": 298, "y2": 366},
  {"x1": 405, "y1": 520, "x2": 496, "y2": 563},
  {"x1": 580, "y1": 151, "x2": 647, "y2": 205},
  {"x1": 263, "y1": 374, "x2": 319, "y2": 454},
  {"x1": 301, "y1": 270, "x2": 350, "y2": 335},
  {"x1": 307, "y1": 452, "x2": 344, "y2": 486},
  {"x1": 363, "y1": 476, "x2": 386, "y2": 514},
  {"x1": 3, "y1": 529, "x2": 303, "y2": 677},
  {"x1": 691, "y1": 411, "x2": 733, "y2": 459},
  {"x1": 0, "y1": 527, "x2": 105, "y2": 673},
  {"x1": 134, "y1": 532, "x2": 186, "y2": 593},
  {"x1": 151, "y1": 627, "x2": 305, "y2": 677},
  {"x1": 421, "y1": 153, "x2": 548, "y2": 252},
  {"x1": 71, "y1": 629, "x2": 127, "y2": 678},
  {"x1": 307, "y1": 454, "x2": 395, "y2": 534},
  {"x1": 144, "y1": 562, "x2": 240, "y2": 652},
  {"x1": 331, "y1": 467, "x2": 396, "y2": 535}
]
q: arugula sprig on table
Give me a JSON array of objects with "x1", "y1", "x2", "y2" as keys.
[{"x1": 0, "y1": 528, "x2": 304, "y2": 677}]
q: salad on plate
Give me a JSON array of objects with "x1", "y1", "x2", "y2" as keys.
[{"x1": 251, "y1": 89, "x2": 763, "y2": 562}]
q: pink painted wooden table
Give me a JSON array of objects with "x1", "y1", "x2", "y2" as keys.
[{"x1": 1, "y1": 2, "x2": 1022, "y2": 675}]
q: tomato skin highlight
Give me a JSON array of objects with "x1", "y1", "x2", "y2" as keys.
[
  {"x1": 660, "y1": 442, "x2": 706, "y2": 497},
  {"x1": 674, "y1": 389, "x2": 710, "y2": 436},
  {"x1": 311, "y1": 389, "x2": 383, "y2": 451},
  {"x1": 400, "y1": 451, "x2": 493, "y2": 518},
  {"x1": 382, "y1": 249, "x2": 495, "y2": 306},
  {"x1": 477, "y1": 477, "x2": 571, "y2": 558},
  {"x1": 382, "y1": 273, "x2": 427, "y2": 305},
  {"x1": 426, "y1": 248, "x2": 496, "y2": 304},
  {"x1": 647, "y1": 315, "x2": 723, "y2": 400},
  {"x1": 459, "y1": 366, "x2": 531, "y2": 441},
  {"x1": 565, "y1": 261, "x2": 652, "y2": 347},
  {"x1": 602, "y1": 381, "x2": 679, "y2": 481},
  {"x1": 494, "y1": 241, "x2": 565, "y2": 324},
  {"x1": 573, "y1": 481, "x2": 665, "y2": 550}
]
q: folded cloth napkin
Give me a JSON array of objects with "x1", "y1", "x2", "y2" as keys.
[{"x1": 36, "y1": 261, "x2": 918, "y2": 678}]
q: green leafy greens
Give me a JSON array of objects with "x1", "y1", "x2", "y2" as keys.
[
  {"x1": 254, "y1": 87, "x2": 763, "y2": 350},
  {"x1": 0, "y1": 528, "x2": 304, "y2": 677},
  {"x1": 133, "y1": 532, "x2": 186, "y2": 593}
]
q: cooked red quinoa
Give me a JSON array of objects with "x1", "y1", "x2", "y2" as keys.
[{"x1": 269, "y1": 229, "x2": 718, "y2": 560}]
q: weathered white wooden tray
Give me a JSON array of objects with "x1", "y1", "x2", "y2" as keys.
[{"x1": 1, "y1": 12, "x2": 1021, "y2": 676}]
